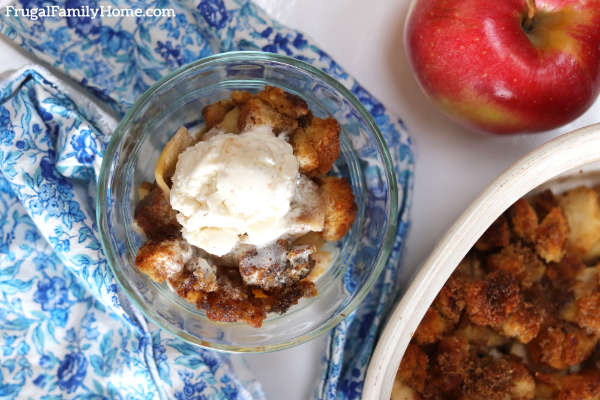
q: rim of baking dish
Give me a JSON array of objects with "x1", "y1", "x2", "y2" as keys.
[{"x1": 363, "y1": 122, "x2": 600, "y2": 398}]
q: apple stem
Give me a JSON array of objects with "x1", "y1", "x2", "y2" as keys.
[{"x1": 523, "y1": 0, "x2": 536, "y2": 32}]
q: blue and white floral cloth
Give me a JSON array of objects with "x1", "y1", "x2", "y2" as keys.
[{"x1": 0, "y1": 1, "x2": 414, "y2": 399}]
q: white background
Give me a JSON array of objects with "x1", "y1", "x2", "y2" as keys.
[{"x1": 2, "y1": 0, "x2": 600, "y2": 399}]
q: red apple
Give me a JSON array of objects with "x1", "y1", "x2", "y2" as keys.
[{"x1": 405, "y1": 0, "x2": 600, "y2": 134}]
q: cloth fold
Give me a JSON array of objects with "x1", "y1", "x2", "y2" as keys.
[{"x1": 0, "y1": 0, "x2": 414, "y2": 398}]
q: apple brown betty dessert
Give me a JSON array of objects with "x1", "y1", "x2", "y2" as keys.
[
  {"x1": 133, "y1": 86, "x2": 357, "y2": 327},
  {"x1": 394, "y1": 186, "x2": 600, "y2": 400}
]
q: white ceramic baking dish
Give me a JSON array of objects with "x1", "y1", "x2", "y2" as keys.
[{"x1": 363, "y1": 123, "x2": 600, "y2": 400}]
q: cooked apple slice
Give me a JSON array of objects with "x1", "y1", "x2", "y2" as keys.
[
  {"x1": 217, "y1": 107, "x2": 240, "y2": 133},
  {"x1": 154, "y1": 126, "x2": 193, "y2": 195}
]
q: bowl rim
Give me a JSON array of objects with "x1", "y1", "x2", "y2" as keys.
[
  {"x1": 362, "y1": 122, "x2": 600, "y2": 399},
  {"x1": 96, "y1": 50, "x2": 399, "y2": 353}
]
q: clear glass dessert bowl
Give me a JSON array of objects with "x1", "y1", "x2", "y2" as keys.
[{"x1": 97, "y1": 51, "x2": 398, "y2": 352}]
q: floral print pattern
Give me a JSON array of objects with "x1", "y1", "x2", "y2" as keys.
[
  {"x1": 0, "y1": 0, "x2": 414, "y2": 399},
  {"x1": 56, "y1": 352, "x2": 88, "y2": 393}
]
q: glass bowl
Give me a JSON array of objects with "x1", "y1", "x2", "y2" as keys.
[{"x1": 97, "y1": 51, "x2": 398, "y2": 352}]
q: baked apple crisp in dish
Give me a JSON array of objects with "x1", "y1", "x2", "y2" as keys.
[
  {"x1": 133, "y1": 86, "x2": 357, "y2": 327},
  {"x1": 393, "y1": 186, "x2": 600, "y2": 400}
]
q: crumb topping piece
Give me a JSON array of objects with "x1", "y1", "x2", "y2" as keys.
[
  {"x1": 509, "y1": 198, "x2": 539, "y2": 244},
  {"x1": 239, "y1": 239, "x2": 316, "y2": 290},
  {"x1": 527, "y1": 322, "x2": 598, "y2": 370},
  {"x1": 135, "y1": 238, "x2": 193, "y2": 283},
  {"x1": 475, "y1": 214, "x2": 510, "y2": 252},
  {"x1": 320, "y1": 176, "x2": 357, "y2": 241},
  {"x1": 134, "y1": 184, "x2": 180, "y2": 239},
  {"x1": 465, "y1": 270, "x2": 521, "y2": 327},
  {"x1": 238, "y1": 97, "x2": 298, "y2": 134},
  {"x1": 535, "y1": 207, "x2": 569, "y2": 263},
  {"x1": 291, "y1": 116, "x2": 340, "y2": 176},
  {"x1": 256, "y1": 86, "x2": 309, "y2": 119}
]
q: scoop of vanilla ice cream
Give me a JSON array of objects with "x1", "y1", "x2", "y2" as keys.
[{"x1": 170, "y1": 125, "x2": 299, "y2": 256}]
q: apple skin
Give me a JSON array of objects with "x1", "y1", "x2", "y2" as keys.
[{"x1": 405, "y1": 0, "x2": 600, "y2": 134}]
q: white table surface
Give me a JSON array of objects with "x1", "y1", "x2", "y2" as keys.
[{"x1": 2, "y1": 1, "x2": 600, "y2": 399}]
